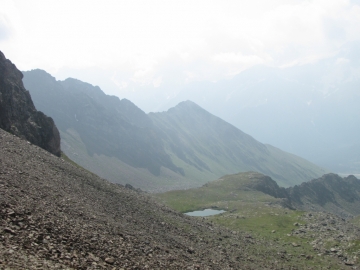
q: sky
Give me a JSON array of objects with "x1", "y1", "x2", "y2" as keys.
[{"x1": 1, "y1": 0, "x2": 360, "y2": 97}]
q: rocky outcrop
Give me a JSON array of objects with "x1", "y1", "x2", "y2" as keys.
[
  {"x1": 246, "y1": 172, "x2": 360, "y2": 217},
  {"x1": 287, "y1": 173, "x2": 360, "y2": 218},
  {"x1": 247, "y1": 173, "x2": 288, "y2": 199},
  {"x1": 0, "y1": 51, "x2": 60, "y2": 156}
]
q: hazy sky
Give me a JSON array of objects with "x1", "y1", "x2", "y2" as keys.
[{"x1": 1, "y1": 0, "x2": 360, "y2": 94}]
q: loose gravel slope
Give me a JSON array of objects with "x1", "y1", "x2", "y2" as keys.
[{"x1": 0, "y1": 128, "x2": 265, "y2": 269}]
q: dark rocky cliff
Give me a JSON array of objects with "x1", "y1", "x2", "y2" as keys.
[
  {"x1": 287, "y1": 173, "x2": 360, "y2": 217},
  {"x1": 0, "y1": 51, "x2": 60, "y2": 156}
]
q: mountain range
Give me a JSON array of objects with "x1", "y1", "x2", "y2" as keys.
[
  {"x1": 105, "y1": 41, "x2": 360, "y2": 174},
  {"x1": 23, "y1": 70, "x2": 327, "y2": 191},
  {"x1": 1, "y1": 48, "x2": 360, "y2": 269}
]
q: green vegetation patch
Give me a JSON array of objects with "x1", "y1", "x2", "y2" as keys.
[{"x1": 155, "y1": 172, "x2": 342, "y2": 268}]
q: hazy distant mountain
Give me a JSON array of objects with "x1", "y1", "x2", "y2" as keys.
[
  {"x1": 23, "y1": 70, "x2": 327, "y2": 191},
  {"x1": 150, "y1": 101, "x2": 327, "y2": 187},
  {"x1": 120, "y1": 41, "x2": 360, "y2": 174},
  {"x1": 22, "y1": 70, "x2": 185, "y2": 190}
]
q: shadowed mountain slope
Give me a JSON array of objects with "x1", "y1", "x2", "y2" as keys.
[
  {"x1": 150, "y1": 101, "x2": 327, "y2": 187},
  {"x1": 22, "y1": 70, "x2": 182, "y2": 179},
  {"x1": 0, "y1": 52, "x2": 60, "y2": 156},
  {"x1": 23, "y1": 70, "x2": 327, "y2": 190}
]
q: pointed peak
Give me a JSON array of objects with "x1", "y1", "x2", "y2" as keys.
[{"x1": 174, "y1": 100, "x2": 203, "y2": 110}]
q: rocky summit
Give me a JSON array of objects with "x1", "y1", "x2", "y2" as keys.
[{"x1": 0, "y1": 51, "x2": 60, "y2": 156}]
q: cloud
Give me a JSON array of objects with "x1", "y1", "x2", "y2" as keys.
[
  {"x1": 0, "y1": 14, "x2": 12, "y2": 41},
  {"x1": 2, "y1": 0, "x2": 359, "y2": 88}
]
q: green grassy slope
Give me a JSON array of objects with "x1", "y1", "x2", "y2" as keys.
[{"x1": 156, "y1": 172, "x2": 359, "y2": 268}]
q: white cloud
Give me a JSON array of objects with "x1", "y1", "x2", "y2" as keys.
[{"x1": 0, "y1": 0, "x2": 359, "y2": 89}]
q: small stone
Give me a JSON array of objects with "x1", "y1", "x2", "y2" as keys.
[
  {"x1": 271, "y1": 230, "x2": 276, "y2": 233},
  {"x1": 4, "y1": 227, "x2": 16, "y2": 234},
  {"x1": 105, "y1": 257, "x2": 115, "y2": 264}
]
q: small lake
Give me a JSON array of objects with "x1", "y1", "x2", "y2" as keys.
[{"x1": 184, "y1": 209, "x2": 226, "y2": 217}]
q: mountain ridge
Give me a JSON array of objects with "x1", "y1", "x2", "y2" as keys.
[
  {"x1": 23, "y1": 69, "x2": 327, "y2": 191},
  {"x1": 150, "y1": 100, "x2": 327, "y2": 187}
]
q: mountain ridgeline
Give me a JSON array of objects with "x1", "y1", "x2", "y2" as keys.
[
  {"x1": 23, "y1": 69, "x2": 327, "y2": 191},
  {"x1": 125, "y1": 41, "x2": 360, "y2": 174},
  {"x1": 22, "y1": 70, "x2": 182, "y2": 177}
]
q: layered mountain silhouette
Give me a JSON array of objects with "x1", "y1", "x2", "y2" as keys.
[
  {"x1": 122, "y1": 41, "x2": 360, "y2": 174},
  {"x1": 0, "y1": 51, "x2": 60, "y2": 156},
  {"x1": 23, "y1": 70, "x2": 327, "y2": 191},
  {"x1": 1, "y1": 49, "x2": 359, "y2": 270}
]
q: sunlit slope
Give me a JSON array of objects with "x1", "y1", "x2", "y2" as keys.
[{"x1": 150, "y1": 101, "x2": 327, "y2": 187}]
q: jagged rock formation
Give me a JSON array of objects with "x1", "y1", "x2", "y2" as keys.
[
  {"x1": 232, "y1": 172, "x2": 360, "y2": 217},
  {"x1": 227, "y1": 172, "x2": 360, "y2": 218},
  {"x1": 0, "y1": 52, "x2": 60, "y2": 156},
  {"x1": 242, "y1": 173, "x2": 289, "y2": 199},
  {"x1": 287, "y1": 173, "x2": 360, "y2": 218}
]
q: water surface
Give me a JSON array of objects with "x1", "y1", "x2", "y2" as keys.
[{"x1": 184, "y1": 209, "x2": 226, "y2": 217}]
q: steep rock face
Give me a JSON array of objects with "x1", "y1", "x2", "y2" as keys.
[
  {"x1": 0, "y1": 51, "x2": 60, "y2": 156},
  {"x1": 246, "y1": 173, "x2": 289, "y2": 199}
]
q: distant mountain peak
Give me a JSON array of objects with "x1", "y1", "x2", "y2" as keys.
[{"x1": 169, "y1": 100, "x2": 209, "y2": 116}]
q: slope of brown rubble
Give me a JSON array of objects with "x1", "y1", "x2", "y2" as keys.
[{"x1": 0, "y1": 128, "x2": 270, "y2": 269}]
